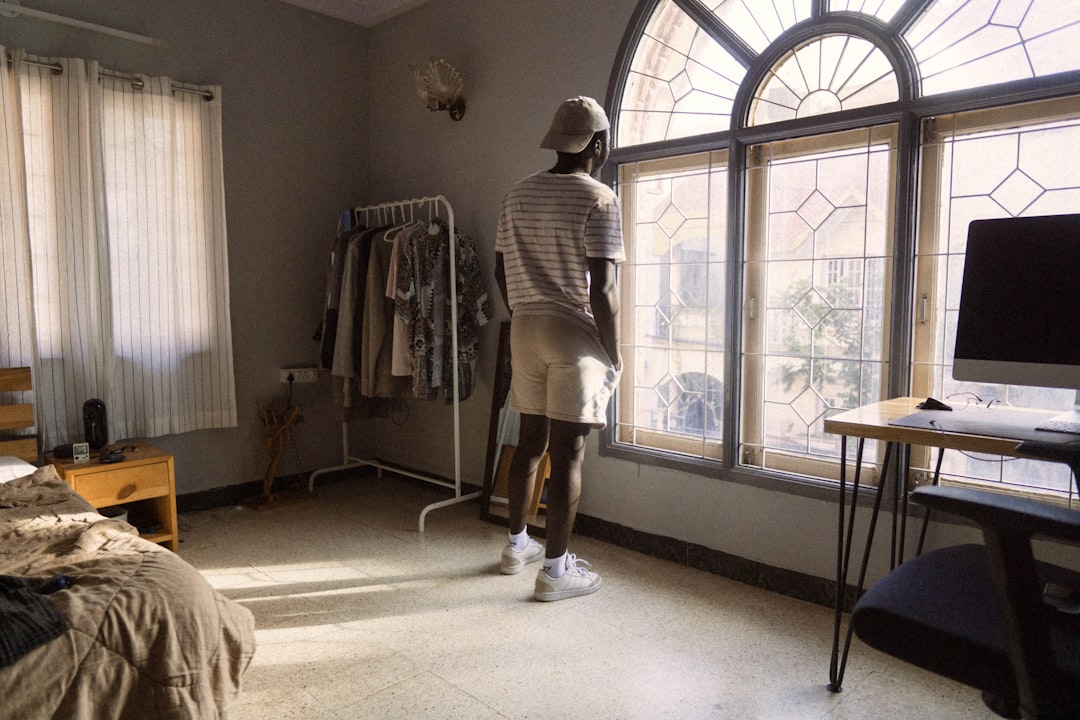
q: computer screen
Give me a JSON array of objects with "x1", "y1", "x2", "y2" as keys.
[{"x1": 953, "y1": 214, "x2": 1080, "y2": 407}]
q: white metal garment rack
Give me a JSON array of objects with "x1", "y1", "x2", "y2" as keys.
[{"x1": 307, "y1": 195, "x2": 479, "y2": 531}]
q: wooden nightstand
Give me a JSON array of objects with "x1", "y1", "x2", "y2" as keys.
[{"x1": 49, "y1": 440, "x2": 179, "y2": 551}]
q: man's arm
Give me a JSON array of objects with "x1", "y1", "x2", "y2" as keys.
[
  {"x1": 495, "y1": 252, "x2": 510, "y2": 314},
  {"x1": 588, "y1": 257, "x2": 620, "y2": 369}
]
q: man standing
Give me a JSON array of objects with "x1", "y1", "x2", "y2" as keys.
[{"x1": 494, "y1": 96, "x2": 624, "y2": 601}]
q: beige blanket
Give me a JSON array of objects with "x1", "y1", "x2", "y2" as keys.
[{"x1": 0, "y1": 466, "x2": 256, "y2": 719}]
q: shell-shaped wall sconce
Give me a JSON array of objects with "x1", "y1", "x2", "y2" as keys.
[{"x1": 409, "y1": 57, "x2": 465, "y2": 121}]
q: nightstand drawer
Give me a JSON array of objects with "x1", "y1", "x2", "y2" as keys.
[
  {"x1": 49, "y1": 440, "x2": 178, "y2": 551},
  {"x1": 74, "y1": 462, "x2": 170, "y2": 507}
]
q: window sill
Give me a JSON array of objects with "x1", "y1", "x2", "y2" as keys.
[{"x1": 600, "y1": 436, "x2": 883, "y2": 506}]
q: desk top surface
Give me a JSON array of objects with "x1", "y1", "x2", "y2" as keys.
[{"x1": 823, "y1": 397, "x2": 1077, "y2": 456}]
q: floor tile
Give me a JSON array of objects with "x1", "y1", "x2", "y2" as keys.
[{"x1": 180, "y1": 471, "x2": 993, "y2": 720}]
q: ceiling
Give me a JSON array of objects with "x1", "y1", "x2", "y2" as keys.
[{"x1": 278, "y1": 0, "x2": 432, "y2": 27}]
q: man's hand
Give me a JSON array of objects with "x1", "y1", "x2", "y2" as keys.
[{"x1": 588, "y1": 257, "x2": 620, "y2": 369}]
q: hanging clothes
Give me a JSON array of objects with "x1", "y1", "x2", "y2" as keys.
[
  {"x1": 308, "y1": 196, "x2": 479, "y2": 528},
  {"x1": 385, "y1": 224, "x2": 414, "y2": 378},
  {"x1": 332, "y1": 225, "x2": 385, "y2": 379},
  {"x1": 450, "y1": 222, "x2": 491, "y2": 403},
  {"x1": 361, "y1": 224, "x2": 414, "y2": 398},
  {"x1": 326, "y1": 223, "x2": 392, "y2": 420},
  {"x1": 318, "y1": 216, "x2": 356, "y2": 370},
  {"x1": 394, "y1": 218, "x2": 490, "y2": 402}
]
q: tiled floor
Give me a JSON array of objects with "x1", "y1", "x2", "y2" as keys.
[{"x1": 180, "y1": 471, "x2": 993, "y2": 720}]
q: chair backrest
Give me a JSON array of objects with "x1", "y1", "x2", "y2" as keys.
[{"x1": 0, "y1": 367, "x2": 38, "y2": 463}]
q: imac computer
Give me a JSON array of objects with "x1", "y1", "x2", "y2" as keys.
[{"x1": 953, "y1": 214, "x2": 1080, "y2": 433}]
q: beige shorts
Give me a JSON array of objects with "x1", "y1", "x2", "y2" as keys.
[{"x1": 508, "y1": 313, "x2": 620, "y2": 428}]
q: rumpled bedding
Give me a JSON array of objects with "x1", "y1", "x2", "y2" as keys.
[
  {"x1": 0, "y1": 575, "x2": 70, "y2": 667},
  {"x1": 0, "y1": 465, "x2": 256, "y2": 719}
]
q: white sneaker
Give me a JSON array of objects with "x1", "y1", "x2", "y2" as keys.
[
  {"x1": 500, "y1": 537, "x2": 544, "y2": 575},
  {"x1": 534, "y1": 554, "x2": 602, "y2": 601}
]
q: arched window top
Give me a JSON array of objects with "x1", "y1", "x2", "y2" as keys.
[
  {"x1": 828, "y1": 0, "x2": 906, "y2": 24},
  {"x1": 614, "y1": 0, "x2": 1080, "y2": 147},
  {"x1": 749, "y1": 34, "x2": 898, "y2": 126},
  {"x1": 618, "y1": 0, "x2": 747, "y2": 147},
  {"x1": 704, "y1": 0, "x2": 812, "y2": 53},
  {"x1": 907, "y1": 0, "x2": 1080, "y2": 96}
]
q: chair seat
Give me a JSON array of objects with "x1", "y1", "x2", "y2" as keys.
[{"x1": 852, "y1": 543, "x2": 1080, "y2": 714}]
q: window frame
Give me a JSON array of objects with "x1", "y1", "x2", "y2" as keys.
[
  {"x1": 601, "y1": 0, "x2": 1080, "y2": 499},
  {"x1": 615, "y1": 150, "x2": 729, "y2": 464},
  {"x1": 740, "y1": 124, "x2": 899, "y2": 483}
]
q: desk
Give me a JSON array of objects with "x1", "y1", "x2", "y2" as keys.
[{"x1": 823, "y1": 397, "x2": 1065, "y2": 692}]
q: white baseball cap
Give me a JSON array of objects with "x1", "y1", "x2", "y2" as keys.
[{"x1": 540, "y1": 96, "x2": 610, "y2": 154}]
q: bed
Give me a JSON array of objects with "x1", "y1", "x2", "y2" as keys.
[{"x1": 0, "y1": 441, "x2": 256, "y2": 716}]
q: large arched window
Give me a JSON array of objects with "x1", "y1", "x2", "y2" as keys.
[{"x1": 606, "y1": 0, "x2": 1080, "y2": 499}]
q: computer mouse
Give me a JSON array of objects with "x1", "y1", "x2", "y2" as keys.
[{"x1": 917, "y1": 397, "x2": 952, "y2": 411}]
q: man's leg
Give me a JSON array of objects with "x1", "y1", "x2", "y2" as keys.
[
  {"x1": 533, "y1": 419, "x2": 600, "y2": 600},
  {"x1": 542, "y1": 419, "x2": 591, "y2": 559},
  {"x1": 507, "y1": 413, "x2": 549, "y2": 535}
]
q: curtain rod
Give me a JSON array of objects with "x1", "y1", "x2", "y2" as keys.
[
  {"x1": 0, "y1": 1, "x2": 162, "y2": 46},
  {"x1": 4, "y1": 53, "x2": 214, "y2": 100}
]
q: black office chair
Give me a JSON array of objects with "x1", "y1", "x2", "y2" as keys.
[{"x1": 851, "y1": 473, "x2": 1080, "y2": 718}]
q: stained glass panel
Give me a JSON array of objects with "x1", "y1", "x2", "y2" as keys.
[
  {"x1": 618, "y1": 0, "x2": 747, "y2": 146},
  {"x1": 612, "y1": 0, "x2": 1080, "y2": 495},
  {"x1": 744, "y1": 129, "x2": 894, "y2": 465},
  {"x1": 704, "y1": 0, "x2": 812, "y2": 53},
  {"x1": 906, "y1": 0, "x2": 1080, "y2": 96},
  {"x1": 827, "y1": 0, "x2": 905, "y2": 23},
  {"x1": 616, "y1": 152, "x2": 727, "y2": 457},
  {"x1": 749, "y1": 35, "x2": 898, "y2": 125},
  {"x1": 911, "y1": 103, "x2": 1080, "y2": 494}
]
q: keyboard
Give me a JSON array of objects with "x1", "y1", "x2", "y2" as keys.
[{"x1": 1036, "y1": 418, "x2": 1080, "y2": 435}]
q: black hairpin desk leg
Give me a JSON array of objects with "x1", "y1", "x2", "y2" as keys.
[
  {"x1": 914, "y1": 446, "x2": 946, "y2": 556},
  {"x1": 828, "y1": 437, "x2": 896, "y2": 693}
]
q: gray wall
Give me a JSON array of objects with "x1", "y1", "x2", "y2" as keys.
[{"x1": 0, "y1": 0, "x2": 975, "y2": 586}]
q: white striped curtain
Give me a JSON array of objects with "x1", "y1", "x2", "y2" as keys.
[
  {"x1": 0, "y1": 48, "x2": 236, "y2": 448},
  {"x1": 0, "y1": 50, "x2": 36, "y2": 377}
]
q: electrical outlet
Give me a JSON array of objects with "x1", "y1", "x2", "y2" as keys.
[{"x1": 279, "y1": 367, "x2": 318, "y2": 383}]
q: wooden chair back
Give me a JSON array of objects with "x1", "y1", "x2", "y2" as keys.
[{"x1": 0, "y1": 367, "x2": 38, "y2": 463}]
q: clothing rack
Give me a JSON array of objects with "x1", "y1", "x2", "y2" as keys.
[{"x1": 307, "y1": 195, "x2": 479, "y2": 531}]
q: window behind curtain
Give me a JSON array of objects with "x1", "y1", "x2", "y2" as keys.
[{"x1": 0, "y1": 50, "x2": 236, "y2": 447}]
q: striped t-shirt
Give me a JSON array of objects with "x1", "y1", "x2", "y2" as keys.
[{"x1": 496, "y1": 171, "x2": 625, "y2": 332}]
